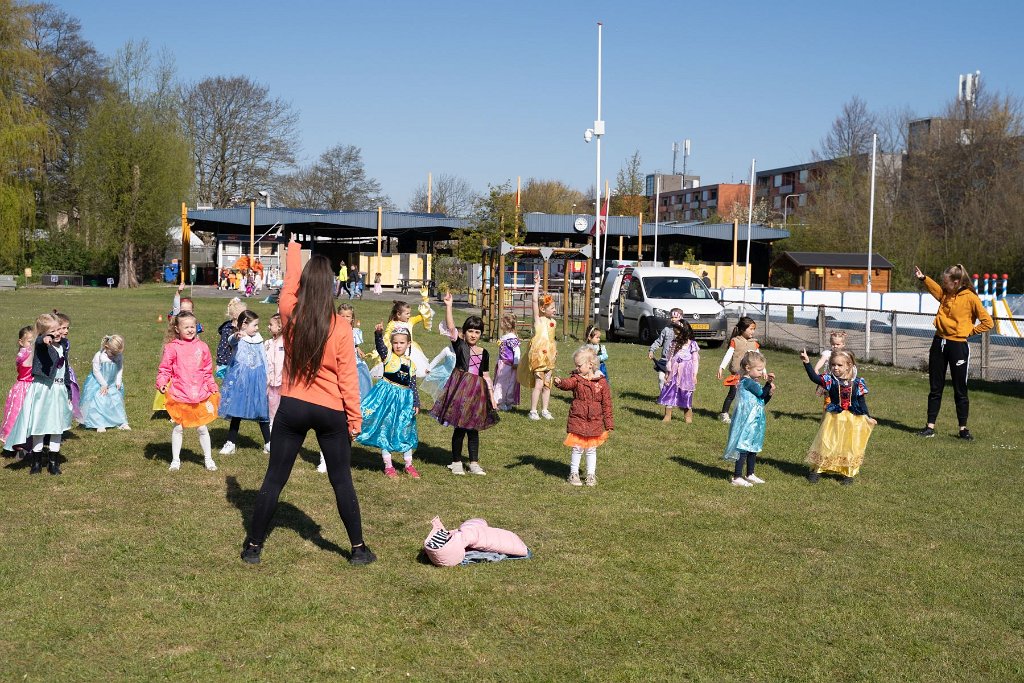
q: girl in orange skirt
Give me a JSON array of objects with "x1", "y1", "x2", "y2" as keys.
[
  {"x1": 553, "y1": 347, "x2": 613, "y2": 487},
  {"x1": 156, "y1": 311, "x2": 220, "y2": 472}
]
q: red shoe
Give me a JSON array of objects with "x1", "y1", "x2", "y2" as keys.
[
  {"x1": 405, "y1": 465, "x2": 421, "y2": 479},
  {"x1": 384, "y1": 466, "x2": 398, "y2": 478}
]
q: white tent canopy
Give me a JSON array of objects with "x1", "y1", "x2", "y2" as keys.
[{"x1": 168, "y1": 224, "x2": 203, "y2": 247}]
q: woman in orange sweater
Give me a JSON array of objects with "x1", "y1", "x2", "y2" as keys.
[
  {"x1": 242, "y1": 240, "x2": 375, "y2": 566},
  {"x1": 915, "y1": 264, "x2": 993, "y2": 440}
]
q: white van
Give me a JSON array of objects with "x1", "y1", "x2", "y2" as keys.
[{"x1": 598, "y1": 266, "x2": 728, "y2": 347}]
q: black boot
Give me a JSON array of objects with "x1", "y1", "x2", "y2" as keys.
[
  {"x1": 47, "y1": 451, "x2": 62, "y2": 475},
  {"x1": 29, "y1": 451, "x2": 43, "y2": 475}
]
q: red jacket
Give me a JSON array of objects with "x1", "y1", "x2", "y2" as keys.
[{"x1": 554, "y1": 371, "x2": 613, "y2": 437}]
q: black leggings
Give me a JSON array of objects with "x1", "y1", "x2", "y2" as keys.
[
  {"x1": 228, "y1": 417, "x2": 271, "y2": 444},
  {"x1": 247, "y1": 397, "x2": 364, "y2": 547},
  {"x1": 734, "y1": 451, "x2": 756, "y2": 478},
  {"x1": 721, "y1": 384, "x2": 738, "y2": 414},
  {"x1": 927, "y1": 336, "x2": 970, "y2": 427},
  {"x1": 452, "y1": 428, "x2": 479, "y2": 463}
]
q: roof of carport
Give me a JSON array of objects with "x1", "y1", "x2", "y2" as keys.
[{"x1": 187, "y1": 206, "x2": 470, "y2": 236}]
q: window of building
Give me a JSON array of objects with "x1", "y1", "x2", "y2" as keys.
[
  {"x1": 684, "y1": 210, "x2": 691, "y2": 220},
  {"x1": 850, "y1": 273, "x2": 864, "y2": 286},
  {"x1": 701, "y1": 208, "x2": 708, "y2": 218},
  {"x1": 799, "y1": 193, "x2": 807, "y2": 206},
  {"x1": 799, "y1": 169, "x2": 809, "y2": 183},
  {"x1": 701, "y1": 190, "x2": 709, "y2": 201},
  {"x1": 773, "y1": 196, "x2": 782, "y2": 209},
  {"x1": 774, "y1": 175, "x2": 783, "y2": 187},
  {"x1": 710, "y1": 189, "x2": 718, "y2": 200}
]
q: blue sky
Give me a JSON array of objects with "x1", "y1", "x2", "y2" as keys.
[{"x1": 54, "y1": 0, "x2": 1024, "y2": 209}]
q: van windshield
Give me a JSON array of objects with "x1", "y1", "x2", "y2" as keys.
[{"x1": 643, "y1": 276, "x2": 712, "y2": 300}]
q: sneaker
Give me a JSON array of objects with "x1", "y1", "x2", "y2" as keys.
[
  {"x1": 405, "y1": 465, "x2": 421, "y2": 479},
  {"x1": 731, "y1": 476, "x2": 753, "y2": 487},
  {"x1": 241, "y1": 539, "x2": 263, "y2": 564},
  {"x1": 349, "y1": 544, "x2": 377, "y2": 566},
  {"x1": 568, "y1": 472, "x2": 583, "y2": 486},
  {"x1": 468, "y1": 462, "x2": 486, "y2": 475},
  {"x1": 168, "y1": 460, "x2": 181, "y2": 472},
  {"x1": 117, "y1": 424, "x2": 131, "y2": 431},
  {"x1": 449, "y1": 461, "x2": 466, "y2": 475},
  {"x1": 96, "y1": 427, "x2": 106, "y2": 433},
  {"x1": 317, "y1": 452, "x2": 327, "y2": 473},
  {"x1": 719, "y1": 413, "x2": 732, "y2": 424},
  {"x1": 263, "y1": 443, "x2": 271, "y2": 454},
  {"x1": 585, "y1": 473, "x2": 597, "y2": 487},
  {"x1": 746, "y1": 474, "x2": 766, "y2": 484},
  {"x1": 917, "y1": 427, "x2": 935, "y2": 438},
  {"x1": 528, "y1": 410, "x2": 541, "y2": 421},
  {"x1": 840, "y1": 476, "x2": 855, "y2": 486},
  {"x1": 957, "y1": 428, "x2": 974, "y2": 441},
  {"x1": 806, "y1": 471, "x2": 820, "y2": 484},
  {"x1": 205, "y1": 459, "x2": 218, "y2": 472},
  {"x1": 540, "y1": 409, "x2": 554, "y2": 420},
  {"x1": 219, "y1": 441, "x2": 236, "y2": 455},
  {"x1": 384, "y1": 466, "x2": 398, "y2": 478}
]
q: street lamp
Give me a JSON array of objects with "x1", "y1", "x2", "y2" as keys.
[{"x1": 782, "y1": 193, "x2": 801, "y2": 225}]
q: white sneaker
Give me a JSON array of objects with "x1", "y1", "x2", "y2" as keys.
[
  {"x1": 731, "y1": 476, "x2": 752, "y2": 487},
  {"x1": 205, "y1": 459, "x2": 218, "y2": 472},
  {"x1": 449, "y1": 461, "x2": 466, "y2": 475},
  {"x1": 528, "y1": 411, "x2": 540, "y2": 420},
  {"x1": 219, "y1": 441, "x2": 236, "y2": 455},
  {"x1": 585, "y1": 473, "x2": 597, "y2": 487},
  {"x1": 96, "y1": 427, "x2": 106, "y2": 433},
  {"x1": 263, "y1": 443, "x2": 271, "y2": 454},
  {"x1": 568, "y1": 472, "x2": 582, "y2": 486},
  {"x1": 168, "y1": 460, "x2": 180, "y2": 472},
  {"x1": 317, "y1": 453, "x2": 327, "y2": 473},
  {"x1": 118, "y1": 423, "x2": 131, "y2": 431},
  {"x1": 540, "y1": 410, "x2": 553, "y2": 420},
  {"x1": 468, "y1": 462, "x2": 486, "y2": 475},
  {"x1": 719, "y1": 413, "x2": 732, "y2": 424},
  {"x1": 746, "y1": 474, "x2": 765, "y2": 484}
]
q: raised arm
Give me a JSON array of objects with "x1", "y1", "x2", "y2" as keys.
[
  {"x1": 373, "y1": 326, "x2": 389, "y2": 361},
  {"x1": 442, "y1": 293, "x2": 458, "y2": 341},
  {"x1": 279, "y1": 241, "x2": 302, "y2": 321},
  {"x1": 531, "y1": 270, "x2": 541, "y2": 319},
  {"x1": 800, "y1": 349, "x2": 826, "y2": 387}
]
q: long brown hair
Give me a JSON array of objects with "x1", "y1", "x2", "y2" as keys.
[
  {"x1": 284, "y1": 254, "x2": 336, "y2": 386},
  {"x1": 941, "y1": 263, "x2": 973, "y2": 295}
]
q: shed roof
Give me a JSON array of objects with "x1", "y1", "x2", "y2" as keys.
[
  {"x1": 187, "y1": 206, "x2": 469, "y2": 236},
  {"x1": 522, "y1": 214, "x2": 789, "y2": 242},
  {"x1": 776, "y1": 251, "x2": 894, "y2": 269}
]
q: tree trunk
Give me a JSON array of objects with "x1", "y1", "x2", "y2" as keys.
[{"x1": 118, "y1": 164, "x2": 141, "y2": 288}]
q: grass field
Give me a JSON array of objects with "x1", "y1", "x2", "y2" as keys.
[{"x1": 1, "y1": 285, "x2": 1022, "y2": 681}]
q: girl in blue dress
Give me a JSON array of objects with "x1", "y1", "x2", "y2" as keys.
[
  {"x1": 218, "y1": 310, "x2": 270, "y2": 454},
  {"x1": 357, "y1": 324, "x2": 420, "y2": 479},
  {"x1": 722, "y1": 350, "x2": 775, "y2": 487},
  {"x1": 80, "y1": 334, "x2": 130, "y2": 432}
]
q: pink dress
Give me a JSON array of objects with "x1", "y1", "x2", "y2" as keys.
[
  {"x1": 1, "y1": 348, "x2": 33, "y2": 444},
  {"x1": 264, "y1": 336, "x2": 285, "y2": 423}
]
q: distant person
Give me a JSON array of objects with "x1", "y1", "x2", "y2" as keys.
[
  {"x1": 914, "y1": 264, "x2": 993, "y2": 440},
  {"x1": 336, "y1": 261, "x2": 349, "y2": 298},
  {"x1": 372, "y1": 272, "x2": 382, "y2": 296},
  {"x1": 701, "y1": 271, "x2": 712, "y2": 289}
]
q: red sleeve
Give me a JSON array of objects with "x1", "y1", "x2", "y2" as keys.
[
  {"x1": 333, "y1": 317, "x2": 363, "y2": 431},
  {"x1": 156, "y1": 344, "x2": 174, "y2": 390},
  {"x1": 280, "y1": 242, "x2": 301, "y2": 324},
  {"x1": 602, "y1": 379, "x2": 614, "y2": 431},
  {"x1": 554, "y1": 374, "x2": 578, "y2": 391}
]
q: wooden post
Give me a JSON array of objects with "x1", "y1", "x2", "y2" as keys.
[
  {"x1": 497, "y1": 247, "x2": 506, "y2": 338},
  {"x1": 249, "y1": 201, "x2": 256, "y2": 263},
  {"x1": 637, "y1": 213, "x2": 643, "y2": 262},
  {"x1": 180, "y1": 202, "x2": 190, "y2": 286},
  {"x1": 376, "y1": 205, "x2": 383, "y2": 279},
  {"x1": 583, "y1": 237, "x2": 593, "y2": 334},
  {"x1": 562, "y1": 239, "x2": 571, "y2": 338},
  {"x1": 618, "y1": 234, "x2": 623, "y2": 263},
  {"x1": 890, "y1": 311, "x2": 898, "y2": 366}
]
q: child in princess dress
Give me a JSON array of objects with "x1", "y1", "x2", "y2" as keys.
[
  {"x1": 722, "y1": 351, "x2": 775, "y2": 487},
  {"x1": 218, "y1": 310, "x2": 271, "y2": 455},
  {"x1": 658, "y1": 320, "x2": 698, "y2": 423},
  {"x1": 1, "y1": 326, "x2": 36, "y2": 456},
  {"x1": 80, "y1": 334, "x2": 130, "y2": 432},
  {"x1": 518, "y1": 271, "x2": 558, "y2": 420},
  {"x1": 493, "y1": 313, "x2": 521, "y2": 411}
]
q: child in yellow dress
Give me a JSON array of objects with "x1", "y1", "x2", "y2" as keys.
[{"x1": 518, "y1": 270, "x2": 558, "y2": 420}]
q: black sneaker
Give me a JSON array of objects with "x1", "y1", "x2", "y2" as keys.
[
  {"x1": 806, "y1": 471, "x2": 821, "y2": 484},
  {"x1": 917, "y1": 427, "x2": 935, "y2": 438},
  {"x1": 957, "y1": 428, "x2": 974, "y2": 441},
  {"x1": 840, "y1": 476, "x2": 855, "y2": 486},
  {"x1": 240, "y1": 539, "x2": 263, "y2": 564},
  {"x1": 349, "y1": 544, "x2": 377, "y2": 566}
]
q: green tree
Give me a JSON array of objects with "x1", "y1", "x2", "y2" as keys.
[
  {"x1": 519, "y1": 178, "x2": 585, "y2": 214},
  {"x1": 0, "y1": 0, "x2": 50, "y2": 272},
  {"x1": 451, "y1": 181, "x2": 525, "y2": 262},
  {"x1": 611, "y1": 150, "x2": 646, "y2": 217}
]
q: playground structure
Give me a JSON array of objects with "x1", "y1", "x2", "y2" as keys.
[
  {"x1": 480, "y1": 239, "x2": 594, "y2": 341},
  {"x1": 974, "y1": 273, "x2": 1020, "y2": 338}
]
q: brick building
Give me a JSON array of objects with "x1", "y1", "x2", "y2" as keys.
[{"x1": 650, "y1": 182, "x2": 752, "y2": 223}]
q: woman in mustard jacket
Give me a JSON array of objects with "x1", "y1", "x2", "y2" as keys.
[{"x1": 915, "y1": 264, "x2": 993, "y2": 440}]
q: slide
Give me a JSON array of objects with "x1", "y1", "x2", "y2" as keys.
[{"x1": 995, "y1": 299, "x2": 1022, "y2": 338}]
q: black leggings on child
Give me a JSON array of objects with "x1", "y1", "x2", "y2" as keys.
[
  {"x1": 228, "y1": 417, "x2": 271, "y2": 444},
  {"x1": 734, "y1": 451, "x2": 756, "y2": 478},
  {"x1": 721, "y1": 384, "x2": 738, "y2": 414},
  {"x1": 452, "y1": 428, "x2": 479, "y2": 463},
  {"x1": 247, "y1": 397, "x2": 364, "y2": 547}
]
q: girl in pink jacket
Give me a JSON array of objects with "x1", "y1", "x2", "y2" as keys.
[{"x1": 156, "y1": 312, "x2": 220, "y2": 472}]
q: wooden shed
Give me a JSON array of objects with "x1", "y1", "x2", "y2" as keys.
[{"x1": 772, "y1": 252, "x2": 894, "y2": 292}]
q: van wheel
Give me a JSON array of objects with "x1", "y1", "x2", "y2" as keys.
[
  {"x1": 606, "y1": 326, "x2": 617, "y2": 342},
  {"x1": 638, "y1": 318, "x2": 654, "y2": 345},
  {"x1": 704, "y1": 339, "x2": 725, "y2": 349}
]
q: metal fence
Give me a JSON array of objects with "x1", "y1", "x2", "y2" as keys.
[{"x1": 721, "y1": 300, "x2": 1024, "y2": 383}]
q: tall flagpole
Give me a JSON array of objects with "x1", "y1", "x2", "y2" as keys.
[
  {"x1": 865, "y1": 133, "x2": 877, "y2": 357},
  {"x1": 595, "y1": 22, "x2": 604, "y2": 279},
  {"x1": 653, "y1": 175, "x2": 661, "y2": 265},
  {"x1": 742, "y1": 159, "x2": 756, "y2": 315}
]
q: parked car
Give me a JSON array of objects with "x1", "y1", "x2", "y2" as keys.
[{"x1": 598, "y1": 266, "x2": 728, "y2": 347}]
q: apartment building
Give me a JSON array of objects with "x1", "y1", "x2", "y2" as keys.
[{"x1": 650, "y1": 182, "x2": 751, "y2": 223}]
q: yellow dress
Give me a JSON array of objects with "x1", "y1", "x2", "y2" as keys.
[
  {"x1": 373, "y1": 317, "x2": 430, "y2": 378},
  {"x1": 807, "y1": 411, "x2": 874, "y2": 477},
  {"x1": 517, "y1": 316, "x2": 557, "y2": 386}
]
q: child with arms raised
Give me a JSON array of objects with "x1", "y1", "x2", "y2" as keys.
[{"x1": 518, "y1": 270, "x2": 558, "y2": 420}]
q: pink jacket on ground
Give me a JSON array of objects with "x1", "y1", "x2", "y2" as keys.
[
  {"x1": 156, "y1": 337, "x2": 218, "y2": 404},
  {"x1": 423, "y1": 517, "x2": 529, "y2": 567}
]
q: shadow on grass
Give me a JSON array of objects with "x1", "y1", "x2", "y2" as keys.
[
  {"x1": 506, "y1": 453, "x2": 566, "y2": 479},
  {"x1": 970, "y1": 378, "x2": 1024, "y2": 400},
  {"x1": 756, "y1": 455, "x2": 810, "y2": 478},
  {"x1": 224, "y1": 475, "x2": 347, "y2": 557},
  {"x1": 874, "y1": 417, "x2": 921, "y2": 434},
  {"x1": 349, "y1": 439, "x2": 454, "y2": 472},
  {"x1": 619, "y1": 390, "x2": 657, "y2": 402},
  {"x1": 3, "y1": 453, "x2": 31, "y2": 471},
  {"x1": 769, "y1": 409, "x2": 822, "y2": 423},
  {"x1": 670, "y1": 455, "x2": 728, "y2": 481},
  {"x1": 624, "y1": 405, "x2": 664, "y2": 421}
]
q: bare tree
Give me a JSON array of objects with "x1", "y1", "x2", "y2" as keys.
[
  {"x1": 612, "y1": 150, "x2": 646, "y2": 216},
  {"x1": 408, "y1": 173, "x2": 478, "y2": 216},
  {"x1": 819, "y1": 95, "x2": 877, "y2": 160},
  {"x1": 519, "y1": 178, "x2": 586, "y2": 214},
  {"x1": 275, "y1": 144, "x2": 392, "y2": 210},
  {"x1": 181, "y1": 75, "x2": 299, "y2": 207}
]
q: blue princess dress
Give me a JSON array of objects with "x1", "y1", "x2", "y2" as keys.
[
  {"x1": 356, "y1": 330, "x2": 419, "y2": 454},
  {"x1": 80, "y1": 350, "x2": 128, "y2": 429},
  {"x1": 353, "y1": 327, "x2": 373, "y2": 400},
  {"x1": 218, "y1": 334, "x2": 269, "y2": 421},
  {"x1": 4, "y1": 339, "x2": 73, "y2": 449},
  {"x1": 722, "y1": 376, "x2": 773, "y2": 462}
]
